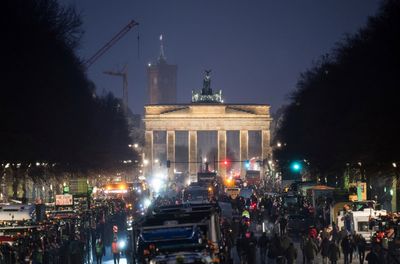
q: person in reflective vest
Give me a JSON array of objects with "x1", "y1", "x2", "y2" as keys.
[
  {"x1": 242, "y1": 209, "x2": 250, "y2": 219},
  {"x1": 111, "y1": 238, "x2": 120, "y2": 264},
  {"x1": 95, "y1": 239, "x2": 105, "y2": 264}
]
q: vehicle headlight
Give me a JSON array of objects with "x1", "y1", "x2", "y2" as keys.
[{"x1": 118, "y1": 240, "x2": 126, "y2": 250}]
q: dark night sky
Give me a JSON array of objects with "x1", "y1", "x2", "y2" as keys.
[{"x1": 61, "y1": 0, "x2": 380, "y2": 115}]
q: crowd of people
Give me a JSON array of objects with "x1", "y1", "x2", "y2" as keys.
[
  {"x1": 221, "y1": 190, "x2": 400, "y2": 264},
  {"x1": 0, "y1": 220, "x2": 88, "y2": 264},
  {"x1": 0, "y1": 198, "x2": 130, "y2": 264}
]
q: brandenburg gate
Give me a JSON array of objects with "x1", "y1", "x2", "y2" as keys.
[{"x1": 143, "y1": 72, "x2": 272, "y2": 180}]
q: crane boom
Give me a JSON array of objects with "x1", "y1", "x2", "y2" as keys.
[{"x1": 84, "y1": 20, "x2": 139, "y2": 69}]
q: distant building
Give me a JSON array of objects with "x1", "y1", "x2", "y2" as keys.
[{"x1": 147, "y1": 35, "x2": 177, "y2": 104}]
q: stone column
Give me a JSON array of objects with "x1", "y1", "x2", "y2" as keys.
[
  {"x1": 144, "y1": 131, "x2": 153, "y2": 177},
  {"x1": 218, "y1": 130, "x2": 227, "y2": 177},
  {"x1": 167, "y1": 131, "x2": 175, "y2": 181},
  {"x1": 261, "y1": 130, "x2": 271, "y2": 186},
  {"x1": 262, "y1": 130, "x2": 271, "y2": 161},
  {"x1": 240, "y1": 130, "x2": 248, "y2": 178},
  {"x1": 392, "y1": 176, "x2": 398, "y2": 212},
  {"x1": 188, "y1": 131, "x2": 197, "y2": 178}
]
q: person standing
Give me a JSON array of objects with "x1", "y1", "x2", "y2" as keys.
[
  {"x1": 341, "y1": 235, "x2": 351, "y2": 264},
  {"x1": 328, "y1": 242, "x2": 341, "y2": 264},
  {"x1": 236, "y1": 235, "x2": 244, "y2": 263},
  {"x1": 365, "y1": 248, "x2": 379, "y2": 264},
  {"x1": 246, "y1": 232, "x2": 257, "y2": 264},
  {"x1": 331, "y1": 222, "x2": 339, "y2": 242},
  {"x1": 304, "y1": 237, "x2": 318, "y2": 264},
  {"x1": 309, "y1": 226, "x2": 318, "y2": 240},
  {"x1": 111, "y1": 238, "x2": 120, "y2": 264},
  {"x1": 285, "y1": 242, "x2": 298, "y2": 264},
  {"x1": 338, "y1": 227, "x2": 348, "y2": 246},
  {"x1": 300, "y1": 233, "x2": 308, "y2": 264},
  {"x1": 32, "y1": 246, "x2": 43, "y2": 264},
  {"x1": 257, "y1": 232, "x2": 269, "y2": 264},
  {"x1": 320, "y1": 237, "x2": 330, "y2": 264},
  {"x1": 356, "y1": 234, "x2": 366, "y2": 264},
  {"x1": 95, "y1": 239, "x2": 105, "y2": 264},
  {"x1": 349, "y1": 234, "x2": 356, "y2": 263},
  {"x1": 279, "y1": 215, "x2": 288, "y2": 236}
]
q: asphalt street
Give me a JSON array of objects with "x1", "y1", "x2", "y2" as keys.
[{"x1": 102, "y1": 246, "x2": 128, "y2": 264}]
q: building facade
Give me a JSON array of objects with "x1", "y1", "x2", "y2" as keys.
[
  {"x1": 143, "y1": 72, "x2": 272, "y2": 181},
  {"x1": 147, "y1": 35, "x2": 177, "y2": 104}
]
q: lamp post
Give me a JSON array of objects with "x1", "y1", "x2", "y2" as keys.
[{"x1": 392, "y1": 162, "x2": 399, "y2": 212}]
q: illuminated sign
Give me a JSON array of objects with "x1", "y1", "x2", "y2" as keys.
[
  {"x1": 55, "y1": 194, "x2": 73, "y2": 206},
  {"x1": 104, "y1": 182, "x2": 128, "y2": 194}
]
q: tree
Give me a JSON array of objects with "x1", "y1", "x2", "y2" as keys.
[
  {"x1": 1, "y1": 0, "x2": 136, "y2": 200},
  {"x1": 275, "y1": 0, "x2": 400, "y2": 187}
]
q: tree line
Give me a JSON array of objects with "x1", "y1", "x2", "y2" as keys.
[
  {"x1": 274, "y1": 0, "x2": 400, "y2": 192},
  {"x1": 1, "y1": 0, "x2": 137, "y2": 198}
]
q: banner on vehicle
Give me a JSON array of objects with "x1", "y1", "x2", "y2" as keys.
[{"x1": 55, "y1": 194, "x2": 73, "y2": 206}]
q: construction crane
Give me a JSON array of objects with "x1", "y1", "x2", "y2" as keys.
[
  {"x1": 84, "y1": 20, "x2": 139, "y2": 69},
  {"x1": 104, "y1": 65, "x2": 128, "y2": 112}
]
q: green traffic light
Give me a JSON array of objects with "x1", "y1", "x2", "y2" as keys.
[{"x1": 290, "y1": 161, "x2": 302, "y2": 172}]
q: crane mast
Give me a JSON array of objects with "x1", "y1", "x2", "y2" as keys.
[
  {"x1": 104, "y1": 66, "x2": 128, "y2": 112},
  {"x1": 84, "y1": 20, "x2": 139, "y2": 69}
]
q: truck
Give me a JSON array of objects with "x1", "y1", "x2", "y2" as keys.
[
  {"x1": 337, "y1": 201, "x2": 387, "y2": 242},
  {"x1": 245, "y1": 170, "x2": 261, "y2": 186},
  {"x1": 0, "y1": 204, "x2": 37, "y2": 224},
  {"x1": 182, "y1": 185, "x2": 211, "y2": 204},
  {"x1": 134, "y1": 203, "x2": 222, "y2": 263}
]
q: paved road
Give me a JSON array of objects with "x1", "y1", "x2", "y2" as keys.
[{"x1": 102, "y1": 246, "x2": 128, "y2": 264}]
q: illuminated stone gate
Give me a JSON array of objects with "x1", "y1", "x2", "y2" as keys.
[{"x1": 143, "y1": 72, "x2": 272, "y2": 180}]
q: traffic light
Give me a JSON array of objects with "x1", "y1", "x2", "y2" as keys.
[
  {"x1": 245, "y1": 160, "x2": 250, "y2": 169},
  {"x1": 290, "y1": 161, "x2": 302, "y2": 172},
  {"x1": 223, "y1": 160, "x2": 228, "y2": 165},
  {"x1": 166, "y1": 160, "x2": 171, "y2": 168},
  {"x1": 87, "y1": 186, "x2": 93, "y2": 195},
  {"x1": 63, "y1": 186, "x2": 69, "y2": 194}
]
